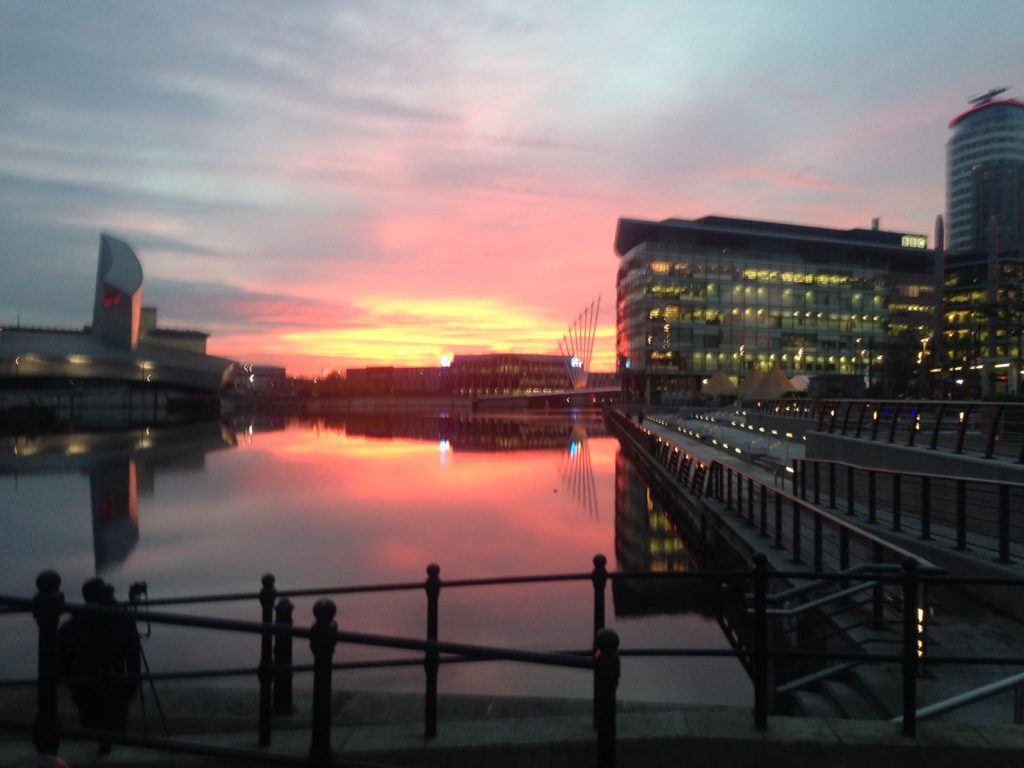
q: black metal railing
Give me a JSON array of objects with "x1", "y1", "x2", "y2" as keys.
[
  {"x1": 743, "y1": 399, "x2": 1024, "y2": 464},
  {"x1": 4, "y1": 556, "x2": 1024, "y2": 766},
  {"x1": 794, "y1": 457, "x2": 1024, "y2": 563},
  {"x1": 609, "y1": 408, "x2": 934, "y2": 577}
]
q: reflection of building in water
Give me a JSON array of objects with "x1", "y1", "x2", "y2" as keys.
[
  {"x1": 1, "y1": 422, "x2": 235, "y2": 574},
  {"x1": 559, "y1": 424, "x2": 600, "y2": 520},
  {"x1": 612, "y1": 451, "x2": 715, "y2": 617},
  {"x1": 323, "y1": 412, "x2": 609, "y2": 452}
]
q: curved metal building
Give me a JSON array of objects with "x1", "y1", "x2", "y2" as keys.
[{"x1": 1, "y1": 234, "x2": 236, "y2": 394}]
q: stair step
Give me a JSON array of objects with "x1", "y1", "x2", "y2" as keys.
[
  {"x1": 820, "y1": 680, "x2": 880, "y2": 719},
  {"x1": 789, "y1": 690, "x2": 840, "y2": 719},
  {"x1": 848, "y1": 664, "x2": 902, "y2": 719}
]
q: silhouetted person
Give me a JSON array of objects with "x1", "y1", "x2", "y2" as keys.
[{"x1": 57, "y1": 578, "x2": 140, "y2": 756}]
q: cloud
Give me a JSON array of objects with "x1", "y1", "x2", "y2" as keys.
[{"x1": 2, "y1": 0, "x2": 1021, "y2": 373}]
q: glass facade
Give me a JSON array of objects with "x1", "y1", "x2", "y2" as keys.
[
  {"x1": 943, "y1": 254, "x2": 1024, "y2": 364},
  {"x1": 946, "y1": 99, "x2": 1024, "y2": 256},
  {"x1": 614, "y1": 216, "x2": 935, "y2": 401}
]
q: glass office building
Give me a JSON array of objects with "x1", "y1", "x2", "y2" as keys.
[{"x1": 614, "y1": 216, "x2": 936, "y2": 402}]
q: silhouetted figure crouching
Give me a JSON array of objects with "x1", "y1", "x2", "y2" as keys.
[{"x1": 57, "y1": 578, "x2": 141, "y2": 755}]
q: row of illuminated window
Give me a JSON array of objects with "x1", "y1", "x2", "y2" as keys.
[
  {"x1": 644, "y1": 350, "x2": 880, "y2": 371},
  {"x1": 647, "y1": 283, "x2": 887, "y2": 305},
  {"x1": 646, "y1": 261, "x2": 888, "y2": 286}
]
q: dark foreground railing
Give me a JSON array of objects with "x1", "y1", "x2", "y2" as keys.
[{"x1": 4, "y1": 553, "x2": 1024, "y2": 768}]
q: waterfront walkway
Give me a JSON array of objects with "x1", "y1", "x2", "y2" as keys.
[
  {"x1": 3, "y1": 686, "x2": 1024, "y2": 767},
  {"x1": 631, "y1": 409, "x2": 1024, "y2": 725}
]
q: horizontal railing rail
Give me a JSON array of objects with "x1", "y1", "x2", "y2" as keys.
[
  {"x1": 742, "y1": 398, "x2": 1024, "y2": 464},
  {"x1": 795, "y1": 456, "x2": 1024, "y2": 563},
  {"x1": 891, "y1": 670, "x2": 1024, "y2": 725}
]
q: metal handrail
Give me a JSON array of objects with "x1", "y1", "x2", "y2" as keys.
[
  {"x1": 798, "y1": 455, "x2": 1024, "y2": 493},
  {"x1": 891, "y1": 671, "x2": 1024, "y2": 725},
  {"x1": 764, "y1": 581, "x2": 879, "y2": 617},
  {"x1": 765, "y1": 563, "x2": 902, "y2": 604}
]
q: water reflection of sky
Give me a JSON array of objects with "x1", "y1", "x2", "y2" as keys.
[{"x1": 0, "y1": 416, "x2": 750, "y2": 704}]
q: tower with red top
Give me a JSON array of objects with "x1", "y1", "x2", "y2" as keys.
[{"x1": 946, "y1": 88, "x2": 1024, "y2": 256}]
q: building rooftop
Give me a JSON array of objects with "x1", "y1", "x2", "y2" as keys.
[
  {"x1": 614, "y1": 215, "x2": 929, "y2": 259},
  {"x1": 948, "y1": 98, "x2": 1024, "y2": 128}
]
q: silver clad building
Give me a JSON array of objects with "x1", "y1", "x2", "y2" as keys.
[{"x1": 1, "y1": 234, "x2": 237, "y2": 418}]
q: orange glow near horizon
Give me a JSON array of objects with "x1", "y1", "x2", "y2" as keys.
[{"x1": 212, "y1": 296, "x2": 616, "y2": 375}]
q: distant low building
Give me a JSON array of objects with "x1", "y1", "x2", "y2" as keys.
[
  {"x1": 343, "y1": 353, "x2": 615, "y2": 398},
  {"x1": 449, "y1": 353, "x2": 572, "y2": 396}
]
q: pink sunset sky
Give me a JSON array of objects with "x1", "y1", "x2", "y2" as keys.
[{"x1": 1, "y1": 1, "x2": 1021, "y2": 375}]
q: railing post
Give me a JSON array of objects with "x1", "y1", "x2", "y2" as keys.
[
  {"x1": 955, "y1": 480, "x2": 967, "y2": 550},
  {"x1": 594, "y1": 629, "x2": 620, "y2": 768},
  {"x1": 892, "y1": 474, "x2": 902, "y2": 532},
  {"x1": 592, "y1": 554, "x2": 608, "y2": 730},
  {"x1": 813, "y1": 462, "x2": 820, "y2": 504},
  {"x1": 32, "y1": 570, "x2": 64, "y2": 757},
  {"x1": 736, "y1": 471, "x2": 743, "y2": 515},
  {"x1": 846, "y1": 466, "x2": 855, "y2": 516},
  {"x1": 1015, "y1": 682, "x2": 1024, "y2": 725},
  {"x1": 901, "y1": 559, "x2": 919, "y2": 737},
  {"x1": 839, "y1": 527, "x2": 850, "y2": 576},
  {"x1": 752, "y1": 554, "x2": 770, "y2": 731},
  {"x1": 258, "y1": 573, "x2": 276, "y2": 747},
  {"x1": 813, "y1": 514, "x2": 823, "y2": 572},
  {"x1": 592, "y1": 554, "x2": 608, "y2": 634},
  {"x1": 920, "y1": 477, "x2": 931, "y2": 540},
  {"x1": 759, "y1": 487, "x2": 768, "y2": 537},
  {"x1": 872, "y1": 543, "x2": 884, "y2": 629},
  {"x1": 773, "y1": 492, "x2": 783, "y2": 549},
  {"x1": 998, "y1": 485, "x2": 1011, "y2": 563},
  {"x1": 985, "y1": 405, "x2": 1004, "y2": 459},
  {"x1": 930, "y1": 405, "x2": 946, "y2": 450},
  {"x1": 828, "y1": 463, "x2": 836, "y2": 509},
  {"x1": 273, "y1": 597, "x2": 295, "y2": 715},
  {"x1": 791, "y1": 501, "x2": 802, "y2": 564},
  {"x1": 955, "y1": 406, "x2": 970, "y2": 454},
  {"x1": 747, "y1": 477, "x2": 755, "y2": 526},
  {"x1": 309, "y1": 599, "x2": 338, "y2": 768},
  {"x1": 888, "y1": 404, "x2": 902, "y2": 443},
  {"x1": 868, "y1": 471, "x2": 877, "y2": 524},
  {"x1": 425, "y1": 563, "x2": 441, "y2": 739}
]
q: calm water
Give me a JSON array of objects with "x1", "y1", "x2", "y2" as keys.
[{"x1": 1, "y1": 412, "x2": 749, "y2": 705}]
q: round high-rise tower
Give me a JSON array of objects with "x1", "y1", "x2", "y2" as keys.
[{"x1": 946, "y1": 89, "x2": 1024, "y2": 255}]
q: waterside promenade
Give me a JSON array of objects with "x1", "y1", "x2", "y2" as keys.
[
  {"x1": 3, "y1": 686, "x2": 1024, "y2": 768},
  {"x1": 612, "y1": 406, "x2": 1024, "y2": 727}
]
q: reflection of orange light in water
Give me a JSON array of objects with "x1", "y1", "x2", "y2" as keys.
[
  {"x1": 129, "y1": 460, "x2": 138, "y2": 523},
  {"x1": 243, "y1": 428, "x2": 616, "y2": 578}
]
